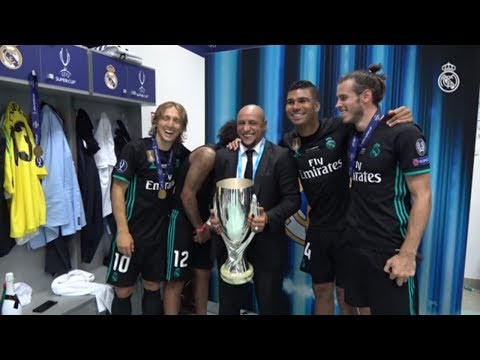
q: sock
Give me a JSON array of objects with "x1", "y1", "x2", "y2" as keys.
[
  {"x1": 111, "y1": 294, "x2": 132, "y2": 315},
  {"x1": 142, "y1": 288, "x2": 163, "y2": 315}
]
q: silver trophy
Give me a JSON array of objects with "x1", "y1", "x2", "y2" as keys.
[{"x1": 213, "y1": 178, "x2": 259, "y2": 285}]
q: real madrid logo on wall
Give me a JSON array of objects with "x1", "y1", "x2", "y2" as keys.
[
  {"x1": 105, "y1": 64, "x2": 118, "y2": 90},
  {"x1": 0, "y1": 45, "x2": 23, "y2": 70},
  {"x1": 438, "y1": 62, "x2": 460, "y2": 93}
]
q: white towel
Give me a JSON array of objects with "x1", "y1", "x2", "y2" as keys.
[
  {"x1": 14, "y1": 282, "x2": 32, "y2": 306},
  {"x1": 51, "y1": 270, "x2": 114, "y2": 314}
]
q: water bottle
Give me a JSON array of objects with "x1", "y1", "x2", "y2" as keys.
[{"x1": 1, "y1": 273, "x2": 22, "y2": 315}]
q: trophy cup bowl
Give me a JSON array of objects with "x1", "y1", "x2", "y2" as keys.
[{"x1": 214, "y1": 178, "x2": 259, "y2": 285}]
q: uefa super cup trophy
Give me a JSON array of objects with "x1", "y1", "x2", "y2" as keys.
[{"x1": 213, "y1": 178, "x2": 259, "y2": 285}]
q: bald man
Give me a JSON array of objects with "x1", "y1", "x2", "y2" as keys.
[{"x1": 210, "y1": 105, "x2": 300, "y2": 315}]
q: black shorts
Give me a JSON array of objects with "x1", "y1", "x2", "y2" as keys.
[
  {"x1": 105, "y1": 241, "x2": 166, "y2": 287},
  {"x1": 342, "y1": 229, "x2": 419, "y2": 315},
  {"x1": 105, "y1": 219, "x2": 168, "y2": 287},
  {"x1": 300, "y1": 228, "x2": 346, "y2": 287},
  {"x1": 165, "y1": 210, "x2": 213, "y2": 282},
  {"x1": 191, "y1": 241, "x2": 214, "y2": 270}
]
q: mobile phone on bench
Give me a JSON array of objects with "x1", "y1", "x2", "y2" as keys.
[{"x1": 32, "y1": 300, "x2": 58, "y2": 313}]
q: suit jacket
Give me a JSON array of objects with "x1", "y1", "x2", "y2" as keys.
[{"x1": 214, "y1": 140, "x2": 300, "y2": 271}]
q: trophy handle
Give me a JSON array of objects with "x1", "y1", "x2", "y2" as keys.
[
  {"x1": 213, "y1": 192, "x2": 218, "y2": 219},
  {"x1": 236, "y1": 232, "x2": 255, "y2": 256},
  {"x1": 231, "y1": 193, "x2": 259, "y2": 264},
  {"x1": 221, "y1": 231, "x2": 256, "y2": 269},
  {"x1": 250, "y1": 194, "x2": 259, "y2": 218},
  {"x1": 212, "y1": 192, "x2": 222, "y2": 234},
  {"x1": 227, "y1": 193, "x2": 258, "y2": 255}
]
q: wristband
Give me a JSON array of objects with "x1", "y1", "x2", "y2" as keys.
[{"x1": 195, "y1": 223, "x2": 208, "y2": 233}]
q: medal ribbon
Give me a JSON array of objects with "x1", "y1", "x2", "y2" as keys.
[
  {"x1": 151, "y1": 137, "x2": 173, "y2": 191},
  {"x1": 29, "y1": 70, "x2": 41, "y2": 148},
  {"x1": 236, "y1": 138, "x2": 266, "y2": 180},
  {"x1": 347, "y1": 110, "x2": 384, "y2": 177}
]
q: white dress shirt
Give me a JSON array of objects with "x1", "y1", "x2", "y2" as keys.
[{"x1": 239, "y1": 138, "x2": 264, "y2": 179}]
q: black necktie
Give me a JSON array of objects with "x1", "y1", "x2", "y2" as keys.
[{"x1": 244, "y1": 149, "x2": 254, "y2": 180}]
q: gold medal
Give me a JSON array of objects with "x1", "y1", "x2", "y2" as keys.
[
  {"x1": 34, "y1": 146, "x2": 43, "y2": 157},
  {"x1": 146, "y1": 150, "x2": 155, "y2": 163},
  {"x1": 158, "y1": 189, "x2": 167, "y2": 199},
  {"x1": 292, "y1": 137, "x2": 301, "y2": 152},
  {"x1": 292, "y1": 137, "x2": 301, "y2": 157}
]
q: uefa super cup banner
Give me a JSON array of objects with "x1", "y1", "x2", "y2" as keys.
[{"x1": 214, "y1": 178, "x2": 259, "y2": 285}]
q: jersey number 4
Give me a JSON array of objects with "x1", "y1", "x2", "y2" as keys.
[{"x1": 304, "y1": 242, "x2": 312, "y2": 260}]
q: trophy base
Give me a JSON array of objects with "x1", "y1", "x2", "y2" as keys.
[{"x1": 220, "y1": 263, "x2": 254, "y2": 285}]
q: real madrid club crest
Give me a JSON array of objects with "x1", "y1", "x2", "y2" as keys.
[
  {"x1": 105, "y1": 65, "x2": 118, "y2": 90},
  {"x1": 325, "y1": 136, "x2": 336, "y2": 150},
  {"x1": 370, "y1": 143, "x2": 381, "y2": 158},
  {"x1": 438, "y1": 62, "x2": 460, "y2": 93},
  {"x1": 0, "y1": 45, "x2": 23, "y2": 70}
]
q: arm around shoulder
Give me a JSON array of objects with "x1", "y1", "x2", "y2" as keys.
[{"x1": 181, "y1": 147, "x2": 216, "y2": 228}]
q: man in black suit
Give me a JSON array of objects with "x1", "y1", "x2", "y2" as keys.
[{"x1": 210, "y1": 104, "x2": 300, "y2": 315}]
